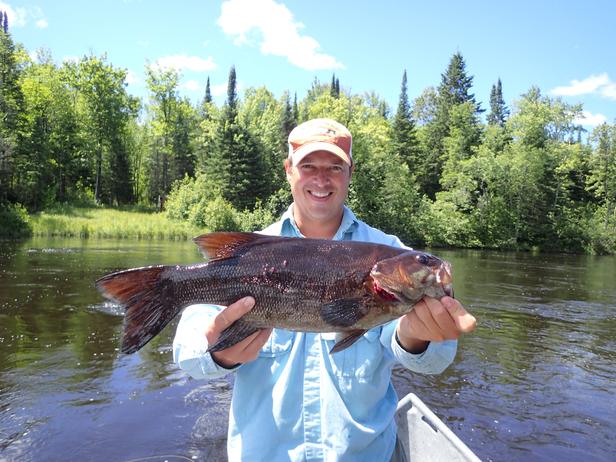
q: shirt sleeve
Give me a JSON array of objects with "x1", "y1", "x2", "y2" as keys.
[
  {"x1": 380, "y1": 319, "x2": 457, "y2": 375},
  {"x1": 172, "y1": 304, "x2": 237, "y2": 380}
]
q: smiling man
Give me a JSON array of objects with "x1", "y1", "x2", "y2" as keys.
[{"x1": 173, "y1": 118, "x2": 476, "y2": 462}]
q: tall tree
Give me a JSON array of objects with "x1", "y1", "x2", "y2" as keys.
[
  {"x1": 0, "y1": 21, "x2": 24, "y2": 203},
  {"x1": 204, "y1": 76, "x2": 212, "y2": 104},
  {"x1": 392, "y1": 70, "x2": 420, "y2": 174},
  {"x1": 330, "y1": 73, "x2": 340, "y2": 98},
  {"x1": 226, "y1": 65, "x2": 238, "y2": 119},
  {"x1": 145, "y1": 65, "x2": 196, "y2": 204},
  {"x1": 292, "y1": 92, "x2": 299, "y2": 124},
  {"x1": 70, "y1": 55, "x2": 138, "y2": 204},
  {"x1": 17, "y1": 58, "x2": 87, "y2": 208},
  {"x1": 487, "y1": 78, "x2": 509, "y2": 127},
  {"x1": 421, "y1": 52, "x2": 482, "y2": 198},
  {"x1": 205, "y1": 67, "x2": 268, "y2": 211}
]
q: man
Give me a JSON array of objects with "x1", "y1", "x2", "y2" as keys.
[{"x1": 173, "y1": 118, "x2": 476, "y2": 461}]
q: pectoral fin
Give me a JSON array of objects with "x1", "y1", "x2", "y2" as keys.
[
  {"x1": 320, "y1": 298, "x2": 369, "y2": 328},
  {"x1": 330, "y1": 329, "x2": 367, "y2": 353}
]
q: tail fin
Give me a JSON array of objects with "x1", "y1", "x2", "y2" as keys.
[{"x1": 96, "y1": 266, "x2": 180, "y2": 354}]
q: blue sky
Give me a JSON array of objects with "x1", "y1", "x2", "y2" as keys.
[{"x1": 2, "y1": 0, "x2": 615, "y2": 129}]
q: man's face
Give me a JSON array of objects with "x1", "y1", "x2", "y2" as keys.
[{"x1": 285, "y1": 150, "x2": 353, "y2": 228}]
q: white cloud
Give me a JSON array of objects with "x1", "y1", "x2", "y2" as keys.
[
  {"x1": 217, "y1": 0, "x2": 344, "y2": 71},
  {"x1": 551, "y1": 73, "x2": 609, "y2": 96},
  {"x1": 600, "y1": 83, "x2": 616, "y2": 100},
  {"x1": 211, "y1": 82, "x2": 228, "y2": 96},
  {"x1": 0, "y1": 3, "x2": 48, "y2": 29},
  {"x1": 210, "y1": 81, "x2": 244, "y2": 97},
  {"x1": 551, "y1": 73, "x2": 616, "y2": 104},
  {"x1": 573, "y1": 110, "x2": 607, "y2": 127},
  {"x1": 183, "y1": 80, "x2": 201, "y2": 92},
  {"x1": 0, "y1": 2, "x2": 27, "y2": 27},
  {"x1": 154, "y1": 54, "x2": 216, "y2": 72}
]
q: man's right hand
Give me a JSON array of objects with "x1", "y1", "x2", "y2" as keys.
[{"x1": 205, "y1": 296, "x2": 273, "y2": 369}]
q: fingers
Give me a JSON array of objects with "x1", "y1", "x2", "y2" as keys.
[
  {"x1": 400, "y1": 296, "x2": 476, "y2": 344},
  {"x1": 212, "y1": 296, "x2": 255, "y2": 333},
  {"x1": 414, "y1": 298, "x2": 458, "y2": 340},
  {"x1": 211, "y1": 328, "x2": 273, "y2": 368},
  {"x1": 207, "y1": 296, "x2": 273, "y2": 368},
  {"x1": 442, "y1": 296, "x2": 477, "y2": 333}
]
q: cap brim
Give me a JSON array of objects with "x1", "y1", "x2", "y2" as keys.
[{"x1": 290, "y1": 141, "x2": 352, "y2": 166}]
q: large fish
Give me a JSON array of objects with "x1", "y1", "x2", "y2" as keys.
[{"x1": 96, "y1": 232, "x2": 453, "y2": 354}]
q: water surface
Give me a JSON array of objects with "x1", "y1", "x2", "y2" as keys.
[{"x1": 0, "y1": 238, "x2": 614, "y2": 461}]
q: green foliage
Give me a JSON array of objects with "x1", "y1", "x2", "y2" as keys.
[
  {"x1": 0, "y1": 203, "x2": 32, "y2": 237},
  {"x1": 587, "y1": 205, "x2": 616, "y2": 254},
  {"x1": 165, "y1": 172, "x2": 279, "y2": 233}
]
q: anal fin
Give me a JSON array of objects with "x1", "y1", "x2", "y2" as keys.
[{"x1": 207, "y1": 319, "x2": 259, "y2": 353}]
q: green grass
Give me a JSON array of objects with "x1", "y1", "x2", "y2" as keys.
[{"x1": 30, "y1": 206, "x2": 203, "y2": 240}]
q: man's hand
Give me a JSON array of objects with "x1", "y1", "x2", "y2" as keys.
[
  {"x1": 205, "y1": 296, "x2": 273, "y2": 368},
  {"x1": 396, "y1": 296, "x2": 476, "y2": 354}
]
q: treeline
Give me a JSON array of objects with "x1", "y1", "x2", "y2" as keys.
[{"x1": 0, "y1": 21, "x2": 614, "y2": 253}]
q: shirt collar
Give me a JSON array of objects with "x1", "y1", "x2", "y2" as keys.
[{"x1": 280, "y1": 204, "x2": 359, "y2": 240}]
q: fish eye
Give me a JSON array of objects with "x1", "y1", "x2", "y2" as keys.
[{"x1": 416, "y1": 254, "x2": 429, "y2": 265}]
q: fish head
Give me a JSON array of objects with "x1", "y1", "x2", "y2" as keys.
[{"x1": 370, "y1": 251, "x2": 453, "y2": 305}]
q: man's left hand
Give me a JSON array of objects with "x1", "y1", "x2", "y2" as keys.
[{"x1": 396, "y1": 296, "x2": 476, "y2": 354}]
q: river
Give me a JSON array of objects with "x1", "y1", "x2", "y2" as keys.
[{"x1": 0, "y1": 237, "x2": 614, "y2": 461}]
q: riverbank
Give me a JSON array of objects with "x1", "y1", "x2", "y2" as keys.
[
  {"x1": 1, "y1": 204, "x2": 614, "y2": 255},
  {"x1": 28, "y1": 206, "x2": 202, "y2": 240}
]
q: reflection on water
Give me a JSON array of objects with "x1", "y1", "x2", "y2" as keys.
[{"x1": 0, "y1": 239, "x2": 615, "y2": 461}]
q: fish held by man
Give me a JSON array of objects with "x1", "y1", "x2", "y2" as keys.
[{"x1": 95, "y1": 232, "x2": 454, "y2": 355}]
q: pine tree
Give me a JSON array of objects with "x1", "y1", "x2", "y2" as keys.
[
  {"x1": 1, "y1": 11, "x2": 7, "y2": 34},
  {"x1": 205, "y1": 66, "x2": 268, "y2": 211},
  {"x1": 292, "y1": 92, "x2": 299, "y2": 124},
  {"x1": 226, "y1": 65, "x2": 238, "y2": 119},
  {"x1": 487, "y1": 78, "x2": 509, "y2": 127},
  {"x1": 281, "y1": 92, "x2": 295, "y2": 138},
  {"x1": 204, "y1": 76, "x2": 212, "y2": 104},
  {"x1": 330, "y1": 73, "x2": 339, "y2": 98},
  {"x1": 421, "y1": 52, "x2": 482, "y2": 198},
  {"x1": 392, "y1": 70, "x2": 420, "y2": 174}
]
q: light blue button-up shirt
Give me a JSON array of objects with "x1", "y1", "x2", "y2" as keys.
[{"x1": 173, "y1": 205, "x2": 457, "y2": 461}]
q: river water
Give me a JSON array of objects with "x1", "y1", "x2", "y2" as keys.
[{"x1": 0, "y1": 237, "x2": 614, "y2": 461}]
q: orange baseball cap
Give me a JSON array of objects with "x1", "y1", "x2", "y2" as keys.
[{"x1": 287, "y1": 118, "x2": 353, "y2": 166}]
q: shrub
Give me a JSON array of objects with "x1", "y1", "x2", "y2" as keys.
[{"x1": 0, "y1": 203, "x2": 33, "y2": 238}]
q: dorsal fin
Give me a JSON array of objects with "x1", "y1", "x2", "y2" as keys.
[{"x1": 193, "y1": 232, "x2": 270, "y2": 260}]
